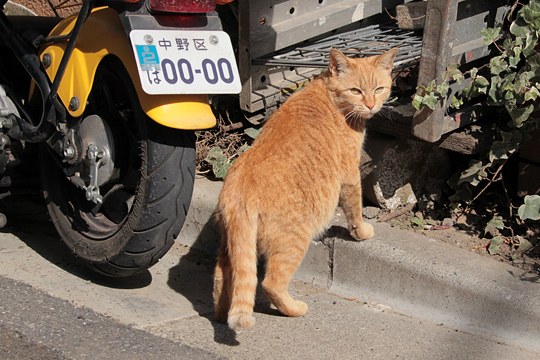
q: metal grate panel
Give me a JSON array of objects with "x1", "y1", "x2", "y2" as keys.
[{"x1": 254, "y1": 24, "x2": 423, "y2": 69}]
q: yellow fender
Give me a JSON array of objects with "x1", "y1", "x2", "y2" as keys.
[{"x1": 41, "y1": 6, "x2": 216, "y2": 130}]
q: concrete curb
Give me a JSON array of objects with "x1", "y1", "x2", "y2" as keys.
[
  {"x1": 176, "y1": 177, "x2": 222, "y2": 253},
  {"x1": 326, "y1": 222, "x2": 540, "y2": 352},
  {"x1": 184, "y1": 178, "x2": 540, "y2": 352}
]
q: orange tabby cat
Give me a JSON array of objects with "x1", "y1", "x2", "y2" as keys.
[{"x1": 213, "y1": 48, "x2": 397, "y2": 331}]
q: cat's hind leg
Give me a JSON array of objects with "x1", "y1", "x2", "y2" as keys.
[
  {"x1": 261, "y1": 234, "x2": 309, "y2": 317},
  {"x1": 213, "y1": 241, "x2": 231, "y2": 323}
]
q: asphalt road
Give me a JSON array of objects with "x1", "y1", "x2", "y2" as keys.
[{"x1": 0, "y1": 276, "x2": 220, "y2": 360}]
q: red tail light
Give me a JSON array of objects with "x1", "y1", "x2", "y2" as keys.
[{"x1": 148, "y1": 0, "x2": 216, "y2": 13}]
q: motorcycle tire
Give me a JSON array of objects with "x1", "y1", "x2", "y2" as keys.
[{"x1": 41, "y1": 57, "x2": 196, "y2": 277}]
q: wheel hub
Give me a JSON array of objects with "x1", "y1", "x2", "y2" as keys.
[{"x1": 78, "y1": 114, "x2": 115, "y2": 191}]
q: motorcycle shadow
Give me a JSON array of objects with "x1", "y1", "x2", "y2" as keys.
[
  {"x1": 168, "y1": 211, "x2": 281, "y2": 346},
  {"x1": 0, "y1": 194, "x2": 152, "y2": 290}
]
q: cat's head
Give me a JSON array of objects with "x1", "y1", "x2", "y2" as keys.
[{"x1": 325, "y1": 48, "x2": 397, "y2": 120}]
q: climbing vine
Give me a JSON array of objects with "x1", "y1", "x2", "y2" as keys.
[{"x1": 412, "y1": 0, "x2": 540, "y2": 255}]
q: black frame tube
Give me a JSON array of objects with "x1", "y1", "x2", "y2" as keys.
[{"x1": 0, "y1": 0, "x2": 95, "y2": 142}]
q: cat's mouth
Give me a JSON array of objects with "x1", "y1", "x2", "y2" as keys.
[
  {"x1": 343, "y1": 106, "x2": 376, "y2": 120},
  {"x1": 363, "y1": 113, "x2": 375, "y2": 119},
  {"x1": 358, "y1": 111, "x2": 376, "y2": 120},
  {"x1": 354, "y1": 106, "x2": 379, "y2": 119}
]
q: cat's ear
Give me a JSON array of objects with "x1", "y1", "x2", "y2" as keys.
[
  {"x1": 329, "y1": 48, "x2": 349, "y2": 76},
  {"x1": 374, "y1": 48, "x2": 398, "y2": 73}
]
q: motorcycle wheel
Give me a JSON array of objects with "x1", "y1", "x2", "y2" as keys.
[{"x1": 41, "y1": 58, "x2": 196, "y2": 277}]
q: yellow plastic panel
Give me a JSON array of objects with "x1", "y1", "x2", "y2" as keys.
[{"x1": 41, "y1": 7, "x2": 216, "y2": 129}]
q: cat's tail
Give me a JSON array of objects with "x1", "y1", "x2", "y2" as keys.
[{"x1": 219, "y1": 203, "x2": 259, "y2": 331}]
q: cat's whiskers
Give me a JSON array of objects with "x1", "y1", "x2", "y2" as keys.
[
  {"x1": 343, "y1": 108, "x2": 364, "y2": 130},
  {"x1": 333, "y1": 106, "x2": 362, "y2": 128},
  {"x1": 343, "y1": 109, "x2": 356, "y2": 120},
  {"x1": 376, "y1": 107, "x2": 393, "y2": 119},
  {"x1": 344, "y1": 110, "x2": 358, "y2": 123}
]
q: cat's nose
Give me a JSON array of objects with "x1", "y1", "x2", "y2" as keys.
[{"x1": 366, "y1": 103, "x2": 375, "y2": 110}]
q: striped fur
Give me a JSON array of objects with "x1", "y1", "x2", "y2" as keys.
[{"x1": 213, "y1": 48, "x2": 397, "y2": 331}]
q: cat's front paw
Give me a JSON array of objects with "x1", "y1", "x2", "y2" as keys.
[{"x1": 349, "y1": 222, "x2": 374, "y2": 241}]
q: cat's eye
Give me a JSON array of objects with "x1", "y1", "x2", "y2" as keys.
[
  {"x1": 374, "y1": 87, "x2": 386, "y2": 94},
  {"x1": 350, "y1": 88, "x2": 362, "y2": 95}
]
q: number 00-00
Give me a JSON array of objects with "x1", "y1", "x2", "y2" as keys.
[{"x1": 161, "y1": 58, "x2": 234, "y2": 85}]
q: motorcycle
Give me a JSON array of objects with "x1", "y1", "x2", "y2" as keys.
[{"x1": 0, "y1": 0, "x2": 240, "y2": 276}]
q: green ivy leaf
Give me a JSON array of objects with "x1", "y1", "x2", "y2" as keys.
[
  {"x1": 500, "y1": 129, "x2": 523, "y2": 152},
  {"x1": 449, "y1": 184, "x2": 473, "y2": 204},
  {"x1": 205, "y1": 147, "x2": 231, "y2": 179},
  {"x1": 487, "y1": 236, "x2": 505, "y2": 255},
  {"x1": 436, "y1": 82, "x2": 450, "y2": 97},
  {"x1": 488, "y1": 141, "x2": 508, "y2": 162},
  {"x1": 481, "y1": 27, "x2": 501, "y2": 45},
  {"x1": 513, "y1": 79, "x2": 528, "y2": 95},
  {"x1": 488, "y1": 75, "x2": 502, "y2": 103},
  {"x1": 520, "y1": 2, "x2": 540, "y2": 30},
  {"x1": 473, "y1": 75, "x2": 489, "y2": 88},
  {"x1": 519, "y1": 71, "x2": 535, "y2": 83},
  {"x1": 509, "y1": 51, "x2": 522, "y2": 68},
  {"x1": 411, "y1": 94, "x2": 424, "y2": 110},
  {"x1": 523, "y1": 31, "x2": 538, "y2": 56},
  {"x1": 490, "y1": 56, "x2": 508, "y2": 76},
  {"x1": 512, "y1": 236, "x2": 534, "y2": 260},
  {"x1": 507, "y1": 104, "x2": 534, "y2": 127},
  {"x1": 473, "y1": 75, "x2": 489, "y2": 94},
  {"x1": 446, "y1": 66, "x2": 464, "y2": 83},
  {"x1": 422, "y1": 93, "x2": 439, "y2": 110},
  {"x1": 504, "y1": 89, "x2": 516, "y2": 101},
  {"x1": 450, "y1": 96, "x2": 463, "y2": 109},
  {"x1": 237, "y1": 143, "x2": 250, "y2": 155},
  {"x1": 510, "y1": 18, "x2": 530, "y2": 38},
  {"x1": 518, "y1": 195, "x2": 540, "y2": 221},
  {"x1": 410, "y1": 216, "x2": 424, "y2": 228},
  {"x1": 457, "y1": 160, "x2": 486, "y2": 186},
  {"x1": 485, "y1": 215, "x2": 505, "y2": 237},
  {"x1": 525, "y1": 86, "x2": 540, "y2": 101},
  {"x1": 244, "y1": 127, "x2": 261, "y2": 139},
  {"x1": 424, "y1": 79, "x2": 438, "y2": 93},
  {"x1": 529, "y1": 52, "x2": 540, "y2": 69},
  {"x1": 213, "y1": 163, "x2": 231, "y2": 179},
  {"x1": 205, "y1": 146, "x2": 225, "y2": 161}
]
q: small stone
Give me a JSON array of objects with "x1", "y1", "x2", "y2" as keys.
[
  {"x1": 363, "y1": 206, "x2": 381, "y2": 219},
  {"x1": 442, "y1": 218, "x2": 454, "y2": 227}
]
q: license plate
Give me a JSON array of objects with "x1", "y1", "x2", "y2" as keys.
[{"x1": 129, "y1": 30, "x2": 241, "y2": 95}]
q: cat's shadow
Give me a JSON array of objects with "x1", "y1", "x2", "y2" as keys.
[
  {"x1": 167, "y1": 213, "x2": 281, "y2": 346},
  {"x1": 326, "y1": 224, "x2": 354, "y2": 239}
]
